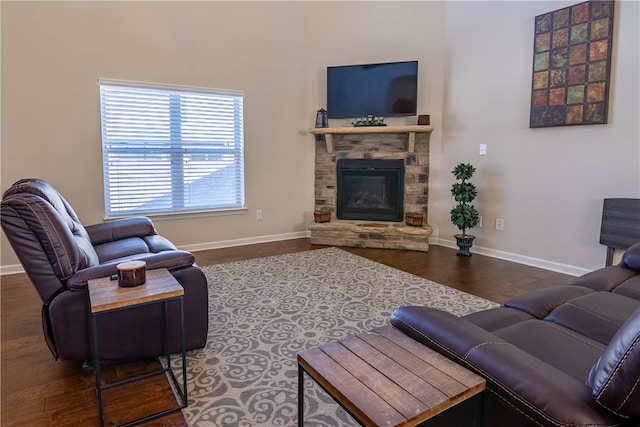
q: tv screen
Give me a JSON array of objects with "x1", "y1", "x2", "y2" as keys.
[{"x1": 327, "y1": 60, "x2": 418, "y2": 119}]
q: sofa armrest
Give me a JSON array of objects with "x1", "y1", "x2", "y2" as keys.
[
  {"x1": 390, "y1": 306, "x2": 621, "y2": 426},
  {"x1": 66, "y1": 250, "x2": 196, "y2": 290},
  {"x1": 85, "y1": 217, "x2": 157, "y2": 245}
]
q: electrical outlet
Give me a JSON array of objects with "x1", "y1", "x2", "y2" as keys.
[
  {"x1": 479, "y1": 144, "x2": 487, "y2": 156},
  {"x1": 495, "y1": 218, "x2": 504, "y2": 231},
  {"x1": 479, "y1": 215, "x2": 483, "y2": 228},
  {"x1": 256, "y1": 209, "x2": 263, "y2": 220}
]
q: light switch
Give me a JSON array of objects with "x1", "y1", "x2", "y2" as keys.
[{"x1": 479, "y1": 144, "x2": 487, "y2": 156}]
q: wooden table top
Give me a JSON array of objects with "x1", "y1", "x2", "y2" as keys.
[
  {"x1": 298, "y1": 325, "x2": 486, "y2": 427},
  {"x1": 88, "y1": 268, "x2": 184, "y2": 313}
]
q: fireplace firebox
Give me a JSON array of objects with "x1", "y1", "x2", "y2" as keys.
[{"x1": 336, "y1": 159, "x2": 404, "y2": 221}]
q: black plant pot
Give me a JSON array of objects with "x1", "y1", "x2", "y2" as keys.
[{"x1": 454, "y1": 234, "x2": 475, "y2": 256}]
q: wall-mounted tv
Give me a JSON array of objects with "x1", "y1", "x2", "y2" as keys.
[{"x1": 327, "y1": 60, "x2": 418, "y2": 119}]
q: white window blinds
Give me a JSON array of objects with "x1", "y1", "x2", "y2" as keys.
[{"x1": 99, "y1": 80, "x2": 245, "y2": 217}]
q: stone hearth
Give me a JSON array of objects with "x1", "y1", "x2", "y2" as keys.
[
  {"x1": 309, "y1": 220, "x2": 433, "y2": 251},
  {"x1": 310, "y1": 127, "x2": 433, "y2": 251}
]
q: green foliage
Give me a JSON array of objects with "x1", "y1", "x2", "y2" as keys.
[
  {"x1": 452, "y1": 163, "x2": 475, "y2": 181},
  {"x1": 451, "y1": 182, "x2": 477, "y2": 203},
  {"x1": 449, "y1": 163, "x2": 479, "y2": 237}
]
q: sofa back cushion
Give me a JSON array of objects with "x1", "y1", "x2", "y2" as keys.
[{"x1": 587, "y1": 307, "x2": 640, "y2": 417}]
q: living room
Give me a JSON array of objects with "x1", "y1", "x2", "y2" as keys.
[
  {"x1": 2, "y1": 1, "x2": 639, "y2": 275},
  {"x1": 1, "y1": 1, "x2": 640, "y2": 426}
]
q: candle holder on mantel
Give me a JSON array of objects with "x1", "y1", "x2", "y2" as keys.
[
  {"x1": 405, "y1": 212, "x2": 424, "y2": 227},
  {"x1": 314, "y1": 209, "x2": 331, "y2": 223}
]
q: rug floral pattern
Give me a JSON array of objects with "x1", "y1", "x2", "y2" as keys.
[{"x1": 175, "y1": 247, "x2": 497, "y2": 426}]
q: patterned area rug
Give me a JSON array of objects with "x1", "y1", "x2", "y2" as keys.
[{"x1": 173, "y1": 247, "x2": 497, "y2": 426}]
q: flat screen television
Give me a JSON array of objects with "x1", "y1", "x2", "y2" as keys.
[{"x1": 326, "y1": 60, "x2": 418, "y2": 119}]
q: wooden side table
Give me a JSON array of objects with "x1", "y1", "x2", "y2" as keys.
[
  {"x1": 88, "y1": 268, "x2": 187, "y2": 427},
  {"x1": 297, "y1": 325, "x2": 486, "y2": 427}
]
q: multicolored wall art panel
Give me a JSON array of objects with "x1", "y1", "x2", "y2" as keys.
[{"x1": 529, "y1": 1, "x2": 615, "y2": 128}]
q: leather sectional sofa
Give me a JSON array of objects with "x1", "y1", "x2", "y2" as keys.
[{"x1": 391, "y1": 242, "x2": 640, "y2": 427}]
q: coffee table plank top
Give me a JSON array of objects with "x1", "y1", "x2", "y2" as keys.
[
  {"x1": 298, "y1": 325, "x2": 486, "y2": 427},
  {"x1": 301, "y1": 346, "x2": 407, "y2": 426},
  {"x1": 374, "y1": 326, "x2": 483, "y2": 389},
  {"x1": 321, "y1": 339, "x2": 431, "y2": 420},
  {"x1": 339, "y1": 334, "x2": 458, "y2": 408},
  {"x1": 88, "y1": 268, "x2": 183, "y2": 313}
]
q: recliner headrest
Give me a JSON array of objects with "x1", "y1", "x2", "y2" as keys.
[
  {"x1": 3, "y1": 179, "x2": 82, "y2": 228},
  {"x1": 2, "y1": 179, "x2": 99, "y2": 275}
]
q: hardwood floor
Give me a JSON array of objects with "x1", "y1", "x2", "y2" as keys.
[{"x1": 1, "y1": 239, "x2": 574, "y2": 426}]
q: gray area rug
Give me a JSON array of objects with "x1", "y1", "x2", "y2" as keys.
[{"x1": 173, "y1": 247, "x2": 498, "y2": 426}]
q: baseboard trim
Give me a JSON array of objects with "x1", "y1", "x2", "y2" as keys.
[
  {"x1": 0, "y1": 264, "x2": 26, "y2": 276},
  {"x1": 179, "y1": 231, "x2": 311, "y2": 253},
  {"x1": 0, "y1": 232, "x2": 590, "y2": 277},
  {"x1": 432, "y1": 237, "x2": 589, "y2": 277}
]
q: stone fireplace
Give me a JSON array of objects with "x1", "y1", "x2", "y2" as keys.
[{"x1": 309, "y1": 126, "x2": 433, "y2": 251}]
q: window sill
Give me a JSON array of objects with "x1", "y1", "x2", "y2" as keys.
[{"x1": 105, "y1": 207, "x2": 248, "y2": 221}]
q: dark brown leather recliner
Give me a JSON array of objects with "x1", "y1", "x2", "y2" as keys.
[{"x1": 1, "y1": 178, "x2": 208, "y2": 361}]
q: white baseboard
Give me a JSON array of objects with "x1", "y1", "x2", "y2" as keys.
[
  {"x1": 0, "y1": 232, "x2": 589, "y2": 277},
  {"x1": 0, "y1": 264, "x2": 26, "y2": 276},
  {"x1": 179, "y1": 231, "x2": 311, "y2": 253},
  {"x1": 431, "y1": 237, "x2": 590, "y2": 277}
]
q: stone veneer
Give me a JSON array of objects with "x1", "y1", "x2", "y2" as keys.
[{"x1": 310, "y1": 131, "x2": 433, "y2": 251}]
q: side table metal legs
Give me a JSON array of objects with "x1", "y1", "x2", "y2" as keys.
[
  {"x1": 91, "y1": 313, "x2": 104, "y2": 426},
  {"x1": 298, "y1": 364, "x2": 304, "y2": 426},
  {"x1": 91, "y1": 297, "x2": 187, "y2": 426}
]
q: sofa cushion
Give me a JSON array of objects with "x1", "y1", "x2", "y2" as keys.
[
  {"x1": 493, "y1": 319, "x2": 605, "y2": 381},
  {"x1": 93, "y1": 237, "x2": 153, "y2": 262},
  {"x1": 544, "y1": 292, "x2": 640, "y2": 345},
  {"x1": 587, "y1": 307, "x2": 640, "y2": 417},
  {"x1": 612, "y1": 275, "x2": 640, "y2": 301},
  {"x1": 568, "y1": 265, "x2": 638, "y2": 293},
  {"x1": 503, "y1": 285, "x2": 594, "y2": 318}
]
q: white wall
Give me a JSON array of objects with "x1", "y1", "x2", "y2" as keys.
[
  {"x1": 1, "y1": 1, "x2": 447, "y2": 270},
  {"x1": 1, "y1": 1, "x2": 314, "y2": 268},
  {"x1": 440, "y1": 1, "x2": 639, "y2": 271},
  {"x1": 2, "y1": 1, "x2": 639, "y2": 273}
]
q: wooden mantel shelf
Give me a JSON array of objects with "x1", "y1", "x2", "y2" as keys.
[{"x1": 309, "y1": 125, "x2": 433, "y2": 154}]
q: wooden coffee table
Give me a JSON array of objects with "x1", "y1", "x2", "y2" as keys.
[{"x1": 297, "y1": 325, "x2": 486, "y2": 426}]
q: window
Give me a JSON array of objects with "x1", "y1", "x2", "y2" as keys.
[{"x1": 99, "y1": 79, "x2": 245, "y2": 217}]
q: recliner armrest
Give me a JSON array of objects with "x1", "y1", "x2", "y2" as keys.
[
  {"x1": 66, "y1": 250, "x2": 196, "y2": 290},
  {"x1": 86, "y1": 217, "x2": 157, "y2": 245}
]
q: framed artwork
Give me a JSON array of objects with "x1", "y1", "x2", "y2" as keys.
[{"x1": 529, "y1": 0, "x2": 615, "y2": 128}]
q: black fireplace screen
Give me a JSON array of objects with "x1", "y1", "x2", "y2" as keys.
[{"x1": 336, "y1": 159, "x2": 404, "y2": 221}]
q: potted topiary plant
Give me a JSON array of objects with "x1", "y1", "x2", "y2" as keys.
[{"x1": 450, "y1": 163, "x2": 480, "y2": 256}]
